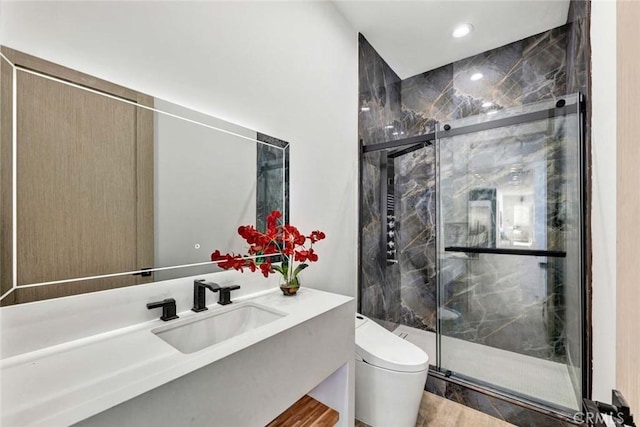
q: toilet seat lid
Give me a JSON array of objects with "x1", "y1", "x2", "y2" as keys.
[{"x1": 355, "y1": 314, "x2": 429, "y2": 373}]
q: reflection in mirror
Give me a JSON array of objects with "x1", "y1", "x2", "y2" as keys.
[
  {"x1": 256, "y1": 132, "x2": 289, "y2": 232},
  {"x1": 0, "y1": 47, "x2": 289, "y2": 305},
  {"x1": 498, "y1": 177, "x2": 535, "y2": 248},
  {"x1": 151, "y1": 100, "x2": 288, "y2": 282}
]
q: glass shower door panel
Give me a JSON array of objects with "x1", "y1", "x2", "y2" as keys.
[
  {"x1": 437, "y1": 96, "x2": 583, "y2": 412},
  {"x1": 439, "y1": 119, "x2": 568, "y2": 252}
]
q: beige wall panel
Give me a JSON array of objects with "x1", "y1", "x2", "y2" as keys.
[
  {"x1": 616, "y1": 0, "x2": 640, "y2": 414},
  {"x1": 16, "y1": 71, "x2": 138, "y2": 285},
  {"x1": 136, "y1": 94, "x2": 155, "y2": 285},
  {"x1": 0, "y1": 47, "x2": 154, "y2": 305},
  {"x1": 1, "y1": 46, "x2": 139, "y2": 102},
  {"x1": 0, "y1": 55, "x2": 14, "y2": 300}
]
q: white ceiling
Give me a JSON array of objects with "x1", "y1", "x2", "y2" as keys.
[{"x1": 333, "y1": 0, "x2": 571, "y2": 79}]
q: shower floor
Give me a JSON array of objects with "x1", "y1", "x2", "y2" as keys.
[{"x1": 393, "y1": 324, "x2": 580, "y2": 411}]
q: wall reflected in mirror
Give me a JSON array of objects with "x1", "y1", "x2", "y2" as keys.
[{"x1": 0, "y1": 47, "x2": 289, "y2": 304}]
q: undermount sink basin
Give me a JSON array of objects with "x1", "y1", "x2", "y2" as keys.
[{"x1": 152, "y1": 302, "x2": 286, "y2": 354}]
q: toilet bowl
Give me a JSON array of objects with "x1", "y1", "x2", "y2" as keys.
[{"x1": 355, "y1": 314, "x2": 429, "y2": 427}]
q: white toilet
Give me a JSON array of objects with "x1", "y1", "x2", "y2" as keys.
[{"x1": 355, "y1": 313, "x2": 430, "y2": 427}]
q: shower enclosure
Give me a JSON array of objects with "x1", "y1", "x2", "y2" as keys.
[{"x1": 359, "y1": 94, "x2": 586, "y2": 415}]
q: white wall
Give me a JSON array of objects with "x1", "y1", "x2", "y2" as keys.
[
  {"x1": 0, "y1": 1, "x2": 359, "y2": 297},
  {"x1": 590, "y1": 0, "x2": 617, "y2": 403}
]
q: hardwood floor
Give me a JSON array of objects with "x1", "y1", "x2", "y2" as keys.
[{"x1": 355, "y1": 391, "x2": 516, "y2": 427}]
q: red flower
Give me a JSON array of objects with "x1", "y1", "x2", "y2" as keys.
[
  {"x1": 247, "y1": 261, "x2": 257, "y2": 272},
  {"x1": 259, "y1": 261, "x2": 273, "y2": 278},
  {"x1": 266, "y1": 210, "x2": 281, "y2": 234},
  {"x1": 294, "y1": 250, "x2": 309, "y2": 262},
  {"x1": 211, "y1": 250, "x2": 224, "y2": 261},
  {"x1": 211, "y1": 210, "x2": 324, "y2": 283},
  {"x1": 309, "y1": 231, "x2": 326, "y2": 243}
]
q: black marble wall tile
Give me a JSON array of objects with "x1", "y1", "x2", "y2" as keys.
[
  {"x1": 452, "y1": 40, "x2": 524, "y2": 116},
  {"x1": 361, "y1": 150, "x2": 400, "y2": 322},
  {"x1": 401, "y1": 65, "x2": 454, "y2": 136},
  {"x1": 426, "y1": 375, "x2": 581, "y2": 427},
  {"x1": 359, "y1": 34, "x2": 403, "y2": 145},
  {"x1": 359, "y1": 34, "x2": 406, "y2": 325},
  {"x1": 399, "y1": 24, "x2": 573, "y2": 138},
  {"x1": 256, "y1": 133, "x2": 289, "y2": 229},
  {"x1": 396, "y1": 146, "x2": 437, "y2": 330},
  {"x1": 522, "y1": 26, "x2": 568, "y2": 103},
  {"x1": 360, "y1": 143, "x2": 438, "y2": 330}
]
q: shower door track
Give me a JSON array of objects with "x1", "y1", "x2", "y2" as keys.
[
  {"x1": 438, "y1": 101, "x2": 580, "y2": 138},
  {"x1": 360, "y1": 102, "x2": 580, "y2": 156}
]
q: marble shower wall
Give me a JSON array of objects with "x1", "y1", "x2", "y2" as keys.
[
  {"x1": 359, "y1": 4, "x2": 589, "y2": 346},
  {"x1": 359, "y1": 34, "x2": 402, "y2": 145},
  {"x1": 359, "y1": 35, "x2": 404, "y2": 324},
  {"x1": 400, "y1": 25, "x2": 568, "y2": 137},
  {"x1": 256, "y1": 133, "x2": 289, "y2": 230}
]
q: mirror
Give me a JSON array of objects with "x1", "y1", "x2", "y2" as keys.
[
  {"x1": 151, "y1": 100, "x2": 288, "y2": 282},
  {"x1": 0, "y1": 48, "x2": 289, "y2": 304}
]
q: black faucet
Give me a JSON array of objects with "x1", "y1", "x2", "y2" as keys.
[
  {"x1": 147, "y1": 298, "x2": 179, "y2": 321},
  {"x1": 192, "y1": 279, "x2": 220, "y2": 312},
  {"x1": 217, "y1": 285, "x2": 241, "y2": 305}
]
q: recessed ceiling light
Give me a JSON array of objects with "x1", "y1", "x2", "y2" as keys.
[
  {"x1": 361, "y1": 106, "x2": 370, "y2": 112},
  {"x1": 482, "y1": 102, "x2": 493, "y2": 108},
  {"x1": 452, "y1": 23, "x2": 473, "y2": 38},
  {"x1": 384, "y1": 125, "x2": 394, "y2": 129},
  {"x1": 470, "y1": 73, "x2": 483, "y2": 81}
]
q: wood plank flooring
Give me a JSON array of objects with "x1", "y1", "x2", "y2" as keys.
[
  {"x1": 267, "y1": 394, "x2": 339, "y2": 426},
  {"x1": 355, "y1": 391, "x2": 516, "y2": 427}
]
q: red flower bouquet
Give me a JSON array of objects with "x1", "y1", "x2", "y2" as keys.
[{"x1": 211, "y1": 211, "x2": 325, "y2": 295}]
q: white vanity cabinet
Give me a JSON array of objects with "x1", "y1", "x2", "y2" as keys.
[{"x1": 0, "y1": 281, "x2": 355, "y2": 427}]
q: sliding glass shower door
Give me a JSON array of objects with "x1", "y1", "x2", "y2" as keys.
[{"x1": 436, "y1": 94, "x2": 585, "y2": 411}]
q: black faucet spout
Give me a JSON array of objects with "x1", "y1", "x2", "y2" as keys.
[{"x1": 192, "y1": 279, "x2": 220, "y2": 312}]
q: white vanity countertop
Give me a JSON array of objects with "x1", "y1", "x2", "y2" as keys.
[{"x1": 0, "y1": 288, "x2": 353, "y2": 427}]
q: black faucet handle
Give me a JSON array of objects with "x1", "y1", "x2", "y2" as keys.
[
  {"x1": 217, "y1": 285, "x2": 240, "y2": 305},
  {"x1": 147, "y1": 298, "x2": 179, "y2": 321}
]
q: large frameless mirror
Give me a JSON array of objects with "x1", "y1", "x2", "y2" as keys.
[{"x1": 0, "y1": 47, "x2": 289, "y2": 305}]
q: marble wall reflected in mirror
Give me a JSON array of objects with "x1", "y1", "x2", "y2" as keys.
[{"x1": 0, "y1": 47, "x2": 289, "y2": 305}]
